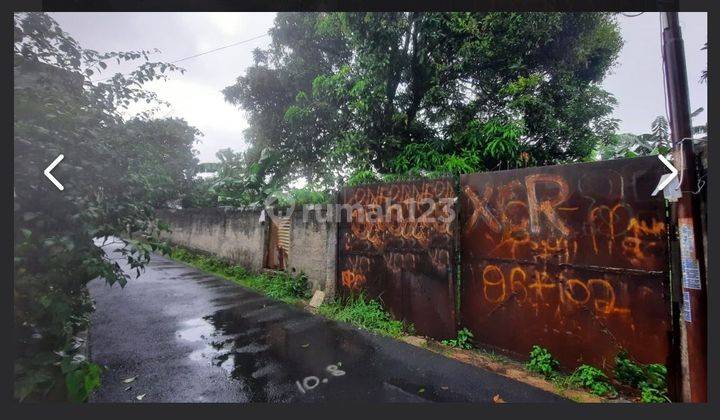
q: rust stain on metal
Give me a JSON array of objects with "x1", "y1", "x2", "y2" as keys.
[
  {"x1": 266, "y1": 216, "x2": 290, "y2": 270},
  {"x1": 460, "y1": 156, "x2": 671, "y2": 371},
  {"x1": 337, "y1": 179, "x2": 458, "y2": 339}
]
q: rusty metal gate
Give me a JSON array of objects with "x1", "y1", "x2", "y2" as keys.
[
  {"x1": 337, "y1": 179, "x2": 458, "y2": 338},
  {"x1": 265, "y1": 216, "x2": 290, "y2": 270},
  {"x1": 459, "y1": 156, "x2": 671, "y2": 371}
]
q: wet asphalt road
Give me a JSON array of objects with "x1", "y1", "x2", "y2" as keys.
[{"x1": 88, "y1": 243, "x2": 567, "y2": 403}]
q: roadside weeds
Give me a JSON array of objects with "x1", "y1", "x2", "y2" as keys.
[
  {"x1": 162, "y1": 245, "x2": 622, "y2": 403},
  {"x1": 399, "y1": 336, "x2": 610, "y2": 403}
]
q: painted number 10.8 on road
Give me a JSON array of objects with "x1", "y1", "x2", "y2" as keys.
[{"x1": 295, "y1": 364, "x2": 346, "y2": 394}]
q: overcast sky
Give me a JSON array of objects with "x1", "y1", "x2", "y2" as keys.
[{"x1": 50, "y1": 12, "x2": 708, "y2": 163}]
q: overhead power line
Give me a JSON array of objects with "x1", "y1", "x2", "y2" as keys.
[
  {"x1": 93, "y1": 32, "x2": 269, "y2": 82},
  {"x1": 170, "y1": 32, "x2": 269, "y2": 64}
]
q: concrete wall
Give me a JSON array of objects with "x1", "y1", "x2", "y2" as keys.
[
  {"x1": 286, "y1": 207, "x2": 337, "y2": 296},
  {"x1": 156, "y1": 207, "x2": 337, "y2": 297},
  {"x1": 156, "y1": 208, "x2": 267, "y2": 272}
]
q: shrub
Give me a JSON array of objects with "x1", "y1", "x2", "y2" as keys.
[
  {"x1": 615, "y1": 350, "x2": 669, "y2": 403},
  {"x1": 570, "y1": 365, "x2": 617, "y2": 397},
  {"x1": 61, "y1": 357, "x2": 102, "y2": 403},
  {"x1": 269, "y1": 187, "x2": 330, "y2": 207},
  {"x1": 526, "y1": 345, "x2": 559, "y2": 378},
  {"x1": 441, "y1": 327, "x2": 474, "y2": 349},
  {"x1": 641, "y1": 386, "x2": 670, "y2": 403},
  {"x1": 614, "y1": 350, "x2": 646, "y2": 388},
  {"x1": 346, "y1": 169, "x2": 379, "y2": 187},
  {"x1": 643, "y1": 363, "x2": 668, "y2": 391}
]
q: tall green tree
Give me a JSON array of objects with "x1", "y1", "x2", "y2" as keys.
[
  {"x1": 14, "y1": 12, "x2": 195, "y2": 401},
  {"x1": 210, "y1": 147, "x2": 285, "y2": 207},
  {"x1": 598, "y1": 110, "x2": 706, "y2": 160},
  {"x1": 224, "y1": 12, "x2": 623, "y2": 185},
  {"x1": 123, "y1": 117, "x2": 201, "y2": 207}
]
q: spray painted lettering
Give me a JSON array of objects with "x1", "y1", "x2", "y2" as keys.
[
  {"x1": 337, "y1": 179, "x2": 457, "y2": 339},
  {"x1": 460, "y1": 157, "x2": 671, "y2": 371}
]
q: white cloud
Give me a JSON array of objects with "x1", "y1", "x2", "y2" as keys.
[
  {"x1": 206, "y1": 12, "x2": 249, "y2": 37},
  {"x1": 146, "y1": 77, "x2": 249, "y2": 161},
  {"x1": 118, "y1": 75, "x2": 249, "y2": 162}
]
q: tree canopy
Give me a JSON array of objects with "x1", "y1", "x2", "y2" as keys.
[
  {"x1": 123, "y1": 117, "x2": 201, "y2": 207},
  {"x1": 223, "y1": 12, "x2": 623, "y2": 188},
  {"x1": 14, "y1": 12, "x2": 200, "y2": 401}
]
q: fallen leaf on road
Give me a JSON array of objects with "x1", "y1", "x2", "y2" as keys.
[
  {"x1": 418, "y1": 387, "x2": 425, "y2": 394},
  {"x1": 301, "y1": 343, "x2": 309, "y2": 348},
  {"x1": 122, "y1": 376, "x2": 137, "y2": 384},
  {"x1": 441, "y1": 386, "x2": 449, "y2": 390},
  {"x1": 124, "y1": 386, "x2": 132, "y2": 391},
  {"x1": 493, "y1": 394, "x2": 506, "y2": 403},
  {"x1": 136, "y1": 394, "x2": 146, "y2": 401}
]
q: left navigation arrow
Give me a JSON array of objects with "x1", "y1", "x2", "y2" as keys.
[{"x1": 44, "y1": 154, "x2": 65, "y2": 191}]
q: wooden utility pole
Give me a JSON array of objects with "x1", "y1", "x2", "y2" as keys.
[{"x1": 660, "y1": 11, "x2": 707, "y2": 403}]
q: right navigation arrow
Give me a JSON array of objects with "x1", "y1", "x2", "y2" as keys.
[{"x1": 652, "y1": 154, "x2": 679, "y2": 197}]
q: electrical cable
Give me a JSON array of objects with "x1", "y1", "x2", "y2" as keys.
[
  {"x1": 169, "y1": 33, "x2": 269, "y2": 64},
  {"x1": 92, "y1": 32, "x2": 269, "y2": 83}
]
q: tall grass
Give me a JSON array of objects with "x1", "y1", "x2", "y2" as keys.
[
  {"x1": 168, "y1": 247, "x2": 310, "y2": 304},
  {"x1": 317, "y1": 294, "x2": 413, "y2": 338},
  {"x1": 168, "y1": 247, "x2": 411, "y2": 338}
]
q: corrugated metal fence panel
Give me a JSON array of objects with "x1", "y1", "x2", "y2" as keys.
[
  {"x1": 278, "y1": 217, "x2": 291, "y2": 252},
  {"x1": 337, "y1": 178, "x2": 458, "y2": 339},
  {"x1": 459, "y1": 156, "x2": 671, "y2": 371}
]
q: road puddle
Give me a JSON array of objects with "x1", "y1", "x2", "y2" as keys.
[{"x1": 176, "y1": 317, "x2": 214, "y2": 342}]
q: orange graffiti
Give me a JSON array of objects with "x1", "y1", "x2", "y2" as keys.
[
  {"x1": 345, "y1": 180, "x2": 455, "y2": 252},
  {"x1": 478, "y1": 264, "x2": 634, "y2": 317},
  {"x1": 621, "y1": 218, "x2": 666, "y2": 267},
  {"x1": 341, "y1": 270, "x2": 366, "y2": 290},
  {"x1": 525, "y1": 174, "x2": 571, "y2": 236}
]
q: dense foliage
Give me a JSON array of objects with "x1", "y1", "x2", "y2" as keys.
[
  {"x1": 186, "y1": 147, "x2": 330, "y2": 208},
  {"x1": 209, "y1": 147, "x2": 283, "y2": 207},
  {"x1": 597, "y1": 109, "x2": 706, "y2": 160},
  {"x1": 123, "y1": 117, "x2": 201, "y2": 207},
  {"x1": 615, "y1": 351, "x2": 669, "y2": 403},
  {"x1": 180, "y1": 176, "x2": 220, "y2": 209},
  {"x1": 224, "y1": 12, "x2": 623, "y2": 187},
  {"x1": 13, "y1": 12, "x2": 198, "y2": 401}
]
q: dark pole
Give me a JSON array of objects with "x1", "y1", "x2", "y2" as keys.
[{"x1": 661, "y1": 11, "x2": 707, "y2": 403}]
